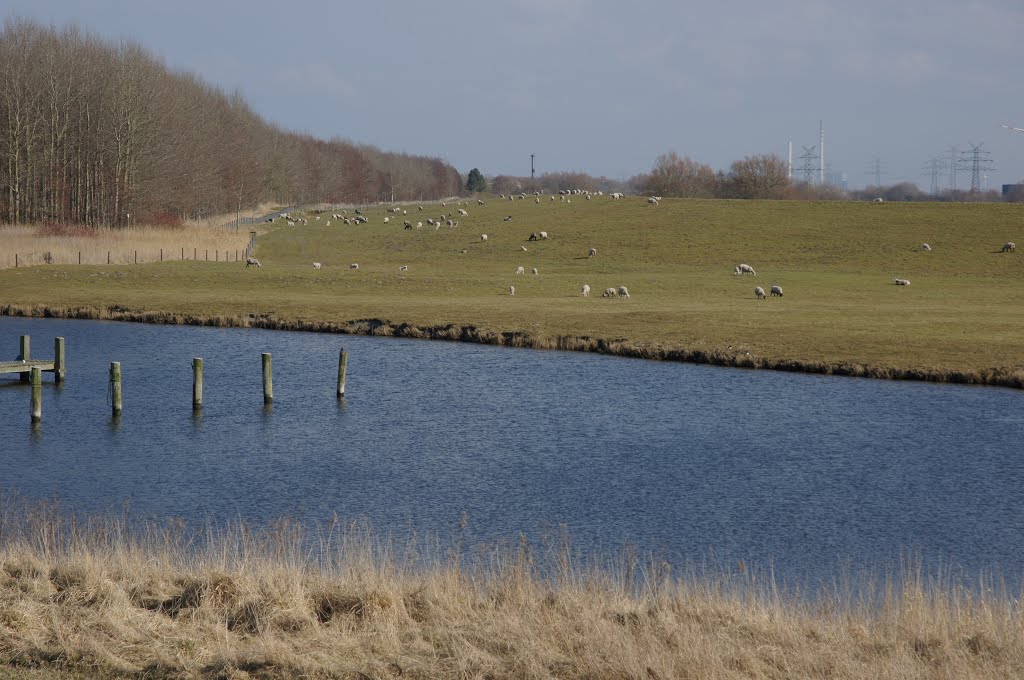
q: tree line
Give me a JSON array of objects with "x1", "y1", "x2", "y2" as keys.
[{"x1": 0, "y1": 18, "x2": 463, "y2": 227}]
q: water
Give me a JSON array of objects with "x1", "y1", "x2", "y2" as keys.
[{"x1": 1, "y1": 316, "x2": 1022, "y2": 587}]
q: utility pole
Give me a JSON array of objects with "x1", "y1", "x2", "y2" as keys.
[
  {"x1": 530, "y1": 154, "x2": 535, "y2": 180},
  {"x1": 819, "y1": 121, "x2": 825, "y2": 185},
  {"x1": 866, "y1": 157, "x2": 885, "y2": 187},
  {"x1": 798, "y1": 146, "x2": 818, "y2": 184},
  {"x1": 946, "y1": 145, "x2": 959, "y2": 191},
  {"x1": 921, "y1": 157, "x2": 946, "y2": 195},
  {"x1": 959, "y1": 142, "x2": 995, "y2": 193}
]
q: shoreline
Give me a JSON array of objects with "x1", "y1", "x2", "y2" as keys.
[{"x1": 4, "y1": 303, "x2": 1022, "y2": 390}]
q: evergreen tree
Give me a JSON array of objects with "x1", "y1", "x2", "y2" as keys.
[{"x1": 466, "y1": 168, "x2": 487, "y2": 193}]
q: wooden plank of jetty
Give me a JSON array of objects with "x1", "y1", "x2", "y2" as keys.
[{"x1": 0, "y1": 360, "x2": 56, "y2": 375}]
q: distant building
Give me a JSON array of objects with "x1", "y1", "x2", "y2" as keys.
[{"x1": 1002, "y1": 184, "x2": 1024, "y2": 201}]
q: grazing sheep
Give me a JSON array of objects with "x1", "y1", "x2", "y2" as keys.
[
  {"x1": 588, "y1": 247, "x2": 597, "y2": 258},
  {"x1": 535, "y1": 197, "x2": 540, "y2": 203},
  {"x1": 509, "y1": 285, "x2": 515, "y2": 296},
  {"x1": 515, "y1": 266, "x2": 525, "y2": 275},
  {"x1": 245, "y1": 257, "x2": 261, "y2": 268},
  {"x1": 326, "y1": 221, "x2": 331, "y2": 226},
  {"x1": 921, "y1": 243, "x2": 931, "y2": 251},
  {"x1": 416, "y1": 222, "x2": 423, "y2": 229},
  {"x1": 602, "y1": 287, "x2": 617, "y2": 298},
  {"x1": 531, "y1": 267, "x2": 538, "y2": 275},
  {"x1": 503, "y1": 215, "x2": 513, "y2": 221},
  {"x1": 539, "y1": 231, "x2": 548, "y2": 239},
  {"x1": 404, "y1": 220, "x2": 413, "y2": 229},
  {"x1": 735, "y1": 263, "x2": 756, "y2": 276},
  {"x1": 418, "y1": 206, "x2": 424, "y2": 211},
  {"x1": 528, "y1": 232, "x2": 539, "y2": 241},
  {"x1": 350, "y1": 263, "x2": 359, "y2": 270},
  {"x1": 313, "y1": 262, "x2": 321, "y2": 270},
  {"x1": 618, "y1": 286, "x2": 630, "y2": 299},
  {"x1": 477, "y1": 199, "x2": 485, "y2": 205},
  {"x1": 893, "y1": 278, "x2": 911, "y2": 286},
  {"x1": 581, "y1": 284, "x2": 591, "y2": 297},
  {"x1": 520, "y1": 245, "x2": 528, "y2": 251},
  {"x1": 383, "y1": 217, "x2": 390, "y2": 223},
  {"x1": 399, "y1": 265, "x2": 409, "y2": 272},
  {"x1": 457, "y1": 208, "x2": 468, "y2": 216},
  {"x1": 648, "y1": 196, "x2": 659, "y2": 205},
  {"x1": 770, "y1": 285, "x2": 783, "y2": 297},
  {"x1": 481, "y1": 234, "x2": 488, "y2": 242},
  {"x1": 427, "y1": 218, "x2": 435, "y2": 225},
  {"x1": 754, "y1": 286, "x2": 766, "y2": 299},
  {"x1": 1001, "y1": 242, "x2": 1016, "y2": 252}
]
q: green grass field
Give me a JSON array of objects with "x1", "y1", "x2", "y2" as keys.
[{"x1": 2, "y1": 196, "x2": 1022, "y2": 383}]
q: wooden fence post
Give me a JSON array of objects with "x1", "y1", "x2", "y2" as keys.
[
  {"x1": 110, "y1": 362, "x2": 122, "y2": 416},
  {"x1": 193, "y1": 358, "x2": 203, "y2": 410},
  {"x1": 337, "y1": 348, "x2": 348, "y2": 398},
  {"x1": 30, "y1": 367, "x2": 42, "y2": 423},
  {"x1": 18, "y1": 335, "x2": 29, "y2": 383},
  {"x1": 54, "y1": 337, "x2": 65, "y2": 383},
  {"x1": 262, "y1": 353, "x2": 273, "y2": 403}
]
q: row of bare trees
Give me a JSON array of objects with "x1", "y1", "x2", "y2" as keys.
[{"x1": 0, "y1": 18, "x2": 462, "y2": 227}]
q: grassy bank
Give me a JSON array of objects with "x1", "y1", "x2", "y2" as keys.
[
  {"x1": 1, "y1": 498, "x2": 1022, "y2": 679},
  {"x1": 1, "y1": 197, "x2": 1022, "y2": 386}
]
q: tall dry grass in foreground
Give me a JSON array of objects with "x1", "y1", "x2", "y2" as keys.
[
  {"x1": 0, "y1": 207, "x2": 272, "y2": 269},
  {"x1": 1, "y1": 497, "x2": 1021, "y2": 679}
]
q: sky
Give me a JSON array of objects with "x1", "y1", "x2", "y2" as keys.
[{"x1": 5, "y1": 0, "x2": 1023, "y2": 190}]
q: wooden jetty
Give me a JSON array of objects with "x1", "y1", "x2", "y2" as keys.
[{"x1": 1, "y1": 336, "x2": 65, "y2": 382}]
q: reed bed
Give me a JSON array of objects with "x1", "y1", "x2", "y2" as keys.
[
  {"x1": 0, "y1": 494, "x2": 1021, "y2": 679},
  {"x1": 0, "y1": 215, "x2": 264, "y2": 270}
]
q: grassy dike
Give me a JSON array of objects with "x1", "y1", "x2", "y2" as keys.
[{"x1": 2, "y1": 196, "x2": 1023, "y2": 386}]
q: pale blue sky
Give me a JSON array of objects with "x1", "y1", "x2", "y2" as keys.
[{"x1": 6, "y1": 0, "x2": 1023, "y2": 189}]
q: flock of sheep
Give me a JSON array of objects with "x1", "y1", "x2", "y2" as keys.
[{"x1": 253, "y1": 199, "x2": 1019, "y2": 304}]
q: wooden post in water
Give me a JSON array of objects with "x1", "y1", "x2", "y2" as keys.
[
  {"x1": 110, "y1": 362, "x2": 122, "y2": 416},
  {"x1": 193, "y1": 358, "x2": 203, "y2": 410},
  {"x1": 54, "y1": 337, "x2": 65, "y2": 383},
  {"x1": 262, "y1": 353, "x2": 273, "y2": 403},
  {"x1": 30, "y1": 367, "x2": 41, "y2": 423},
  {"x1": 337, "y1": 348, "x2": 348, "y2": 398},
  {"x1": 18, "y1": 335, "x2": 29, "y2": 382}
]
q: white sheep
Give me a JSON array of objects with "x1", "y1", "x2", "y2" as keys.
[
  {"x1": 245, "y1": 257, "x2": 261, "y2": 268},
  {"x1": 647, "y1": 196, "x2": 659, "y2": 205},
  {"x1": 350, "y1": 263, "x2": 359, "y2": 270},
  {"x1": 539, "y1": 231, "x2": 548, "y2": 239},
  {"x1": 588, "y1": 247, "x2": 597, "y2": 258},
  {"x1": 581, "y1": 284, "x2": 591, "y2": 297},
  {"x1": 921, "y1": 243, "x2": 931, "y2": 251},
  {"x1": 481, "y1": 234, "x2": 488, "y2": 242},
  {"x1": 735, "y1": 263, "x2": 756, "y2": 276},
  {"x1": 477, "y1": 199, "x2": 485, "y2": 205},
  {"x1": 383, "y1": 217, "x2": 390, "y2": 223},
  {"x1": 531, "y1": 267, "x2": 538, "y2": 275},
  {"x1": 618, "y1": 286, "x2": 630, "y2": 299},
  {"x1": 1001, "y1": 242, "x2": 1016, "y2": 252},
  {"x1": 602, "y1": 287, "x2": 617, "y2": 298},
  {"x1": 509, "y1": 285, "x2": 515, "y2": 296},
  {"x1": 754, "y1": 286, "x2": 766, "y2": 299},
  {"x1": 515, "y1": 266, "x2": 525, "y2": 275},
  {"x1": 893, "y1": 278, "x2": 911, "y2": 286},
  {"x1": 520, "y1": 245, "x2": 528, "y2": 251},
  {"x1": 313, "y1": 262, "x2": 321, "y2": 269},
  {"x1": 416, "y1": 221, "x2": 423, "y2": 229},
  {"x1": 399, "y1": 265, "x2": 409, "y2": 272},
  {"x1": 770, "y1": 285, "x2": 783, "y2": 297}
]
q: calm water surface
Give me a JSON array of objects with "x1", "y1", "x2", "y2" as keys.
[{"x1": 1, "y1": 316, "x2": 1022, "y2": 586}]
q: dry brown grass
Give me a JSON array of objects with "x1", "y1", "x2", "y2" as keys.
[
  {"x1": 1, "y1": 496, "x2": 1022, "y2": 679},
  {"x1": 0, "y1": 203, "x2": 276, "y2": 269}
]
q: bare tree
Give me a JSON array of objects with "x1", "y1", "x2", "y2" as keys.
[{"x1": 719, "y1": 154, "x2": 790, "y2": 199}]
